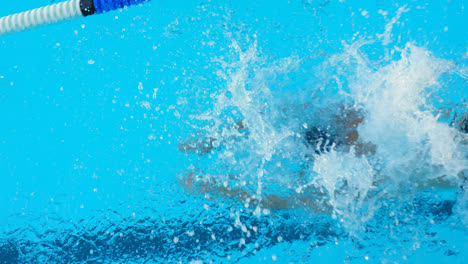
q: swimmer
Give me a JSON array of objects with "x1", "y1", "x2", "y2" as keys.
[
  {"x1": 178, "y1": 107, "x2": 376, "y2": 156},
  {"x1": 177, "y1": 106, "x2": 376, "y2": 212},
  {"x1": 178, "y1": 107, "x2": 468, "y2": 212}
]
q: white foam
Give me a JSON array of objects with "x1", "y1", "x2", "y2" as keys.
[{"x1": 187, "y1": 8, "x2": 468, "y2": 231}]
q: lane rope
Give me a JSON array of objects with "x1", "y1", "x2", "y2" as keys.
[{"x1": 0, "y1": 0, "x2": 148, "y2": 37}]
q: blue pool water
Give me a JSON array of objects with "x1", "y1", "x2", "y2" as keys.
[{"x1": 0, "y1": 0, "x2": 467, "y2": 263}]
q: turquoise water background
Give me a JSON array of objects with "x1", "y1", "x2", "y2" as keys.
[{"x1": 1, "y1": 0, "x2": 467, "y2": 263}]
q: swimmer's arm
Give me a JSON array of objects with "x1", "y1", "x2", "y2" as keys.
[
  {"x1": 179, "y1": 171, "x2": 330, "y2": 213},
  {"x1": 178, "y1": 121, "x2": 245, "y2": 154},
  {"x1": 179, "y1": 172, "x2": 286, "y2": 209},
  {"x1": 178, "y1": 137, "x2": 216, "y2": 154}
]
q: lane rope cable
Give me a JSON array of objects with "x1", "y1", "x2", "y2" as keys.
[{"x1": 0, "y1": 0, "x2": 148, "y2": 37}]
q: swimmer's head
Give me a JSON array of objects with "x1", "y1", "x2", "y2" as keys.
[{"x1": 305, "y1": 127, "x2": 336, "y2": 154}]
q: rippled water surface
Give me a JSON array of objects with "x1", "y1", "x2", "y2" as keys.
[{"x1": 0, "y1": 0, "x2": 467, "y2": 263}]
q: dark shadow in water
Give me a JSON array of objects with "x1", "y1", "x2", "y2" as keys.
[{"x1": 0, "y1": 197, "x2": 457, "y2": 263}]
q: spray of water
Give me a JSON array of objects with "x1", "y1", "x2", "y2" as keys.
[
  {"x1": 310, "y1": 40, "x2": 467, "y2": 230},
  {"x1": 181, "y1": 8, "x2": 468, "y2": 233}
]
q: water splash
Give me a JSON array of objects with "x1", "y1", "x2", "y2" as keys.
[
  {"x1": 180, "y1": 7, "x2": 468, "y2": 237},
  {"x1": 309, "y1": 40, "x2": 468, "y2": 231}
]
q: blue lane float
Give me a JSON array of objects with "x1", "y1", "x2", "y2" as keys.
[{"x1": 0, "y1": 0, "x2": 149, "y2": 37}]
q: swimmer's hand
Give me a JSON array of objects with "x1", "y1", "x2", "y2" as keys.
[
  {"x1": 178, "y1": 136, "x2": 216, "y2": 154},
  {"x1": 178, "y1": 120, "x2": 246, "y2": 155}
]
